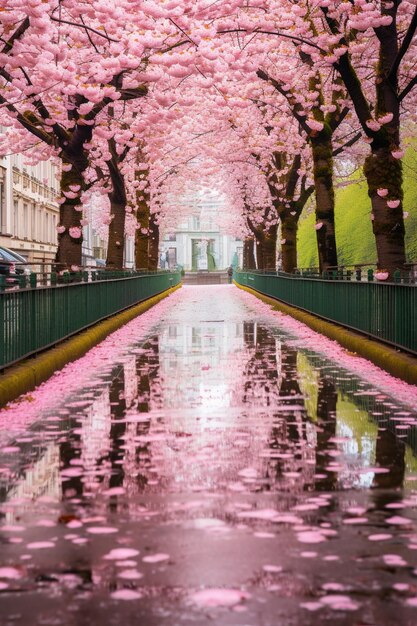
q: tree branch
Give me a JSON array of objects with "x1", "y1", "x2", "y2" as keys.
[
  {"x1": 388, "y1": 5, "x2": 417, "y2": 82},
  {"x1": 1, "y1": 17, "x2": 30, "y2": 55},
  {"x1": 257, "y1": 68, "x2": 311, "y2": 135},
  {"x1": 332, "y1": 131, "x2": 361, "y2": 157}
]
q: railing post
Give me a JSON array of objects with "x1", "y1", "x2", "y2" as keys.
[
  {"x1": 394, "y1": 270, "x2": 404, "y2": 284},
  {"x1": 355, "y1": 268, "x2": 362, "y2": 281},
  {"x1": 30, "y1": 272, "x2": 37, "y2": 288}
]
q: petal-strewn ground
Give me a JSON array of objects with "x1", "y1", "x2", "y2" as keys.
[{"x1": 1, "y1": 285, "x2": 417, "y2": 625}]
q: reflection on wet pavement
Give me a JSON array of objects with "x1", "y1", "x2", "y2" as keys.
[{"x1": 1, "y1": 285, "x2": 417, "y2": 625}]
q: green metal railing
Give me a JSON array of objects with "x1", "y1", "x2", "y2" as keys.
[
  {"x1": 234, "y1": 269, "x2": 417, "y2": 355},
  {"x1": 0, "y1": 270, "x2": 181, "y2": 369}
]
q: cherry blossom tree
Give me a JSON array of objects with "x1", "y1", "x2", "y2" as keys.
[
  {"x1": 318, "y1": 0, "x2": 417, "y2": 274},
  {"x1": 0, "y1": 0, "x2": 195, "y2": 268}
]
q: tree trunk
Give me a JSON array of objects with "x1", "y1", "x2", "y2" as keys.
[
  {"x1": 322, "y1": 3, "x2": 407, "y2": 274},
  {"x1": 263, "y1": 224, "x2": 278, "y2": 270},
  {"x1": 106, "y1": 201, "x2": 126, "y2": 269},
  {"x1": 106, "y1": 155, "x2": 127, "y2": 270},
  {"x1": 311, "y1": 134, "x2": 338, "y2": 273},
  {"x1": 135, "y1": 230, "x2": 149, "y2": 270},
  {"x1": 55, "y1": 166, "x2": 84, "y2": 269},
  {"x1": 243, "y1": 237, "x2": 256, "y2": 269},
  {"x1": 363, "y1": 23, "x2": 405, "y2": 275},
  {"x1": 54, "y1": 126, "x2": 93, "y2": 269},
  {"x1": 280, "y1": 214, "x2": 299, "y2": 273},
  {"x1": 364, "y1": 147, "x2": 406, "y2": 274},
  {"x1": 135, "y1": 194, "x2": 150, "y2": 270},
  {"x1": 148, "y1": 213, "x2": 159, "y2": 271}
]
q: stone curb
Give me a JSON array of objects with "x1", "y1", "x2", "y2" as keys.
[
  {"x1": 235, "y1": 282, "x2": 417, "y2": 386},
  {"x1": 0, "y1": 284, "x2": 182, "y2": 408}
]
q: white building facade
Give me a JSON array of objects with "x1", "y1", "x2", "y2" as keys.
[
  {"x1": 0, "y1": 153, "x2": 60, "y2": 263},
  {"x1": 0, "y1": 151, "x2": 134, "y2": 268},
  {"x1": 161, "y1": 192, "x2": 243, "y2": 270}
]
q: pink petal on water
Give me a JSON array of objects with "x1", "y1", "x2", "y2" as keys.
[
  {"x1": 263, "y1": 565, "x2": 283, "y2": 573},
  {"x1": 66, "y1": 520, "x2": 83, "y2": 529},
  {"x1": 297, "y1": 531, "x2": 326, "y2": 544},
  {"x1": 103, "y1": 548, "x2": 139, "y2": 560},
  {"x1": 320, "y1": 595, "x2": 360, "y2": 611},
  {"x1": 111, "y1": 589, "x2": 142, "y2": 601},
  {"x1": 142, "y1": 553, "x2": 169, "y2": 563},
  {"x1": 301, "y1": 602, "x2": 324, "y2": 611},
  {"x1": 368, "y1": 533, "x2": 392, "y2": 541},
  {"x1": 383, "y1": 554, "x2": 407, "y2": 567},
  {"x1": 343, "y1": 517, "x2": 368, "y2": 525},
  {"x1": 27, "y1": 542, "x2": 55, "y2": 549},
  {"x1": 346, "y1": 506, "x2": 367, "y2": 516},
  {"x1": 385, "y1": 516, "x2": 412, "y2": 526},
  {"x1": 0, "y1": 567, "x2": 22, "y2": 579},
  {"x1": 189, "y1": 588, "x2": 250, "y2": 607},
  {"x1": 237, "y1": 508, "x2": 278, "y2": 521},
  {"x1": 86, "y1": 527, "x2": 119, "y2": 534},
  {"x1": 118, "y1": 569, "x2": 143, "y2": 580}
]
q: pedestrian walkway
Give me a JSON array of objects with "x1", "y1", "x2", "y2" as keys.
[{"x1": 1, "y1": 285, "x2": 417, "y2": 625}]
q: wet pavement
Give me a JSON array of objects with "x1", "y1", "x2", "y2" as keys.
[{"x1": 1, "y1": 285, "x2": 417, "y2": 625}]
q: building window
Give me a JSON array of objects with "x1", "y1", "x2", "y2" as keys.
[
  {"x1": 23, "y1": 203, "x2": 28, "y2": 238},
  {"x1": 31, "y1": 205, "x2": 36, "y2": 239},
  {"x1": 38, "y1": 209, "x2": 42, "y2": 241},
  {"x1": 13, "y1": 200, "x2": 19, "y2": 236}
]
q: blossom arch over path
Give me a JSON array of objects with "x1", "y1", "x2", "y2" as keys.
[{"x1": 0, "y1": 0, "x2": 416, "y2": 272}]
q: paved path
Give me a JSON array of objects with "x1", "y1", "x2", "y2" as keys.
[{"x1": 1, "y1": 285, "x2": 417, "y2": 625}]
